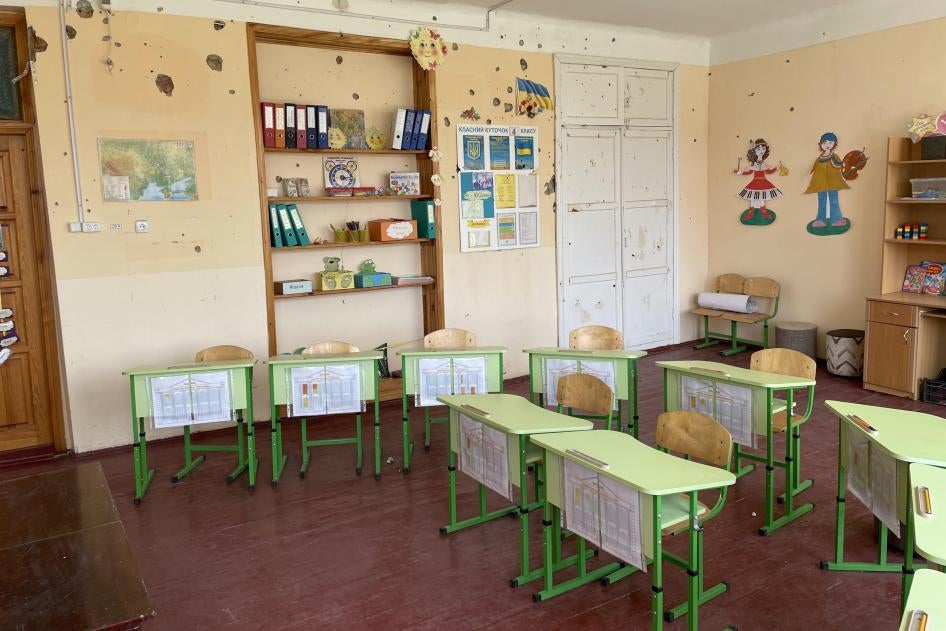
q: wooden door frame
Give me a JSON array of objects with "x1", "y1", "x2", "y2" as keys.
[{"x1": 0, "y1": 9, "x2": 67, "y2": 453}]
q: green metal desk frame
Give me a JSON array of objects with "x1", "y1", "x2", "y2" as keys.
[
  {"x1": 530, "y1": 430, "x2": 736, "y2": 631},
  {"x1": 267, "y1": 352, "x2": 381, "y2": 484},
  {"x1": 658, "y1": 360, "x2": 816, "y2": 536},
  {"x1": 397, "y1": 347, "x2": 505, "y2": 473},
  {"x1": 524, "y1": 347, "x2": 646, "y2": 438},
  {"x1": 899, "y1": 569, "x2": 946, "y2": 631},
  {"x1": 694, "y1": 295, "x2": 779, "y2": 357},
  {"x1": 437, "y1": 394, "x2": 593, "y2": 587},
  {"x1": 821, "y1": 401, "x2": 946, "y2": 612},
  {"x1": 124, "y1": 359, "x2": 256, "y2": 503}
]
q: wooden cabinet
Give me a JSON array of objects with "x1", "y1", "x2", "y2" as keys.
[{"x1": 864, "y1": 318, "x2": 916, "y2": 395}]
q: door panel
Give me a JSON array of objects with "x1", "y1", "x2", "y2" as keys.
[
  {"x1": 622, "y1": 272, "x2": 673, "y2": 347},
  {"x1": 864, "y1": 321, "x2": 915, "y2": 393},
  {"x1": 624, "y1": 69, "x2": 672, "y2": 127},
  {"x1": 622, "y1": 130, "x2": 671, "y2": 204},
  {"x1": 561, "y1": 129, "x2": 619, "y2": 207},
  {"x1": 623, "y1": 205, "x2": 670, "y2": 273},
  {"x1": 560, "y1": 64, "x2": 624, "y2": 126}
]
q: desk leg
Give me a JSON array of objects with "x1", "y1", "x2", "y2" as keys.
[
  {"x1": 759, "y1": 389, "x2": 813, "y2": 536},
  {"x1": 373, "y1": 389, "x2": 381, "y2": 479},
  {"x1": 355, "y1": 413, "x2": 364, "y2": 475},
  {"x1": 630, "y1": 358, "x2": 640, "y2": 439},
  {"x1": 171, "y1": 425, "x2": 207, "y2": 483},
  {"x1": 902, "y1": 479, "x2": 916, "y2": 614},
  {"x1": 517, "y1": 435, "x2": 530, "y2": 584},
  {"x1": 687, "y1": 493, "x2": 699, "y2": 631},
  {"x1": 270, "y1": 371, "x2": 287, "y2": 486},
  {"x1": 225, "y1": 412, "x2": 248, "y2": 483},
  {"x1": 652, "y1": 494, "x2": 664, "y2": 631},
  {"x1": 245, "y1": 375, "x2": 257, "y2": 490},
  {"x1": 528, "y1": 355, "x2": 535, "y2": 404},
  {"x1": 402, "y1": 391, "x2": 413, "y2": 474},
  {"x1": 129, "y1": 379, "x2": 154, "y2": 504}
]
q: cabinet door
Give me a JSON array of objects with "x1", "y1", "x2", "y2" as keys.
[
  {"x1": 864, "y1": 321, "x2": 916, "y2": 394},
  {"x1": 559, "y1": 64, "x2": 624, "y2": 126},
  {"x1": 624, "y1": 68, "x2": 672, "y2": 127}
]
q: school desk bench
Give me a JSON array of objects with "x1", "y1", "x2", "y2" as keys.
[{"x1": 693, "y1": 274, "x2": 780, "y2": 356}]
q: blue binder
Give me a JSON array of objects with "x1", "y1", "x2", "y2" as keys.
[
  {"x1": 410, "y1": 110, "x2": 424, "y2": 151},
  {"x1": 306, "y1": 105, "x2": 318, "y2": 149},
  {"x1": 415, "y1": 110, "x2": 431, "y2": 151},
  {"x1": 269, "y1": 204, "x2": 284, "y2": 247},
  {"x1": 276, "y1": 204, "x2": 299, "y2": 246},
  {"x1": 402, "y1": 109, "x2": 417, "y2": 150},
  {"x1": 316, "y1": 105, "x2": 329, "y2": 148}
]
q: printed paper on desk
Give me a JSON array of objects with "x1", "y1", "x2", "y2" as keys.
[
  {"x1": 458, "y1": 414, "x2": 511, "y2": 500},
  {"x1": 417, "y1": 357, "x2": 453, "y2": 407},
  {"x1": 564, "y1": 458, "x2": 602, "y2": 547},
  {"x1": 452, "y1": 356, "x2": 487, "y2": 395},
  {"x1": 870, "y1": 446, "x2": 900, "y2": 538},
  {"x1": 289, "y1": 364, "x2": 363, "y2": 417},
  {"x1": 598, "y1": 474, "x2": 646, "y2": 572},
  {"x1": 845, "y1": 428, "x2": 871, "y2": 510},
  {"x1": 681, "y1": 376, "x2": 714, "y2": 417},
  {"x1": 190, "y1": 370, "x2": 232, "y2": 424},
  {"x1": 150, "y1": 374, "x2": 194, "y2": 429},
  {"x1": 714, "y1": 382, "x2": 755, "y2": 448},
  {"x1": 544, "y1": 358, "x2": 579, "y2": 407}
]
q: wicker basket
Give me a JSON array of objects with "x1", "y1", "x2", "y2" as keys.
[{"x1": 775, "y1": 322, "x2": 817, "y2": 359}]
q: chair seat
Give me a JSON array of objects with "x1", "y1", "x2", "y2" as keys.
[
  {"x1": 722, "y1": 311, "x2": 771, "y2": 324},
  {"x1": 660, "y1": 493, "x2": 709, "y2": 534},
  {"x1": 773, "y1": 409, "x2": 810, "y2": 433},
  {"x1": 693, "y1": 307, "x2": 725, "y2": 317}
]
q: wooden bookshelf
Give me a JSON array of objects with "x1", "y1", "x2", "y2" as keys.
[
  {"x1": 247, "y1": 25, "x2": 444, "y2": 355},
  {"x1": 272, "y1": 239, "x2": 432, "y2": 251},
  {"x1": 884, "y1": 238, "x2": 946, "y2": 246},
  {"x1": 273, "y1": 279, "x2": 434, "y2": 299}
]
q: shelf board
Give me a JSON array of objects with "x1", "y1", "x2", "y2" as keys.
[
  {"x1": 274, "y1": 278, "x2": 434, "y2": 299},
  {"x1": 273, "y1": 239, "x2": 432, "y2": 250},
  {"x1": 887, "y1": 198, "x2": 946, "y2": 204},
  {"x1": 267, "y1": 195, "x2": 430, "y2": 203},
  {"x1": 885, "y1": 238, "x2": 946, "y2": 246},
  {"x1": 889, "y1": 159, "x2": 946, "y2": 164},
  {"x1": 264, "y1": 146, "x2": 426, "y2": 155}
]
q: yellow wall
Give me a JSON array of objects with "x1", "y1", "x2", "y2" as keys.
[
  {"x1": 707, "y1": 17, "x2": 946, "y2": 355},
  {"x1": 24, "y1": 7, "x2": 709, "y2": 451}
]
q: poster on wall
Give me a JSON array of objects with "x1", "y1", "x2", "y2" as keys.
[
  {"x1": 803, "y1": 132, "x2": 868, "y2": 236},
  {"x1": 98, "y1": 138, "x2": 197, "y2": 201},
  {"x1": 456, "y1": 124, "x2": 540, "y2": 252},
  {"x1": 734, "y1": 138, "x2": 784, "y2": 226}
]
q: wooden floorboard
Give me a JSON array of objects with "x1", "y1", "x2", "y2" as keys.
[{"x1": 2, "y1": 343, "x2": 944, "y2": 630}]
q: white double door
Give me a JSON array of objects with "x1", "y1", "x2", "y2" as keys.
[{"x1": 558, "y1": 127, "x2": 674, "y2": 348}]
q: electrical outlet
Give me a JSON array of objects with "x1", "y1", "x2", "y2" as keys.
[
  {"x1": 81, "y1": 222, "x2": 101, "y2": 233},
  {"x1": 68, "y1": 222, "x2": 82, "y2": 233},
  {"x1": 109, "y1": 223, "x2": 123, "y2": 231},
  {"x1": 135, "y1": 220, "x2": 149, "y2": 233}
]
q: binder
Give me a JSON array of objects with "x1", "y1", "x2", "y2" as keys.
[
  {"x1": 261, "y1": 102, "x2": 275, "y2": 148},
  {"x1": 306, "y1": 105, "x2": 318, "y2": 149},
  {"x1": 390, "y1": 107, "x2": 407, "y2": 150},
  {"x1": 295, "y1": 104, "x2": 306, "y2": 149},
  {"x1": 411, "y1": 199, "x2": 436, "y2": 238},
  {"x1": 410, "y1": 110, "x2": 425, "y2": 151},
  {"x1": 275, "y1": 105, "x2": 286, "y2": 148},
  {"x1": 285, "y1": 103, "x2": 296, "y2": 149},
  {"x1": 316, "y1": 105, "x2": 329, "y2": 149},
  {"x1": 277, "y1": 204, "x2": 299, "y2": 246},
  {"x1": 402, "y1": 109, "x2": 417, "y2": 150},
  {"x1": 415, "y1": 110, "x2": 431, "y2": 151},
  {"x1": 286, "y1": 204, "x2": 311, "y2": 245},
  {"x1": 269, "y1": 203, "x2": 284, "y2": 247}
]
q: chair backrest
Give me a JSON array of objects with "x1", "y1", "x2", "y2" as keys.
[
  {"x1": 750, "y1": 347, "x2": 815, "y2": 380},
  {"x1": 717, "y1": 273, "x2": 746, "y2": 294},
  {"x1": 743, "y1": 277, "x2": 780, "y2": 299},
  {"x1": 194, "y1": 345, "x2": 254, "y2": 362},
  {"x1": 424, "y1": 328, "x2": 476, "y2": 349},
  {"x1": 568, "y1": 325, "x2": 623, "y2": 351},
  {"x1": 301, "y1": 341, "x2": 360, "y2": 355},
  {"x1": 556, "y1": 374, "x2": 613, "y2": 417},
  {"x1": 656, "y1": 410, "x2": 732, "y2": 468}
]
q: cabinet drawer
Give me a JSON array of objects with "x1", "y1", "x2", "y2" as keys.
[{"x1": 868, "y1": 301, "x2": 917, "y2": 327}]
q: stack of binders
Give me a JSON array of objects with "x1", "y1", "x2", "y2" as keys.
[
  {"x1": 268, "y1": 202, "x2": 312, "y2": 247},
  {"x1": 261, "y1": 102, "x2": 330, "y2": 149},
  {"x1": 390, "y1": 108, "x2": 431, "y2": 151}
]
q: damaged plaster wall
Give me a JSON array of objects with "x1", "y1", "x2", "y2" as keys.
[{"x1": 26, "y1": 6, "x2": 268, "y2": 451}]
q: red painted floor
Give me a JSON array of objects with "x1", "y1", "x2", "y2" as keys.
[{"x1": 3, "y1": 344, "x2": 944, "y2": 630}]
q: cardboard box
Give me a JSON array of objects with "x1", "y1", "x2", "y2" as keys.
[
  {"x1": 274, "y1": 279, "x2": 313, "y2": 295},
  {"x1": 354, "y1": 272, "x2": 392, "y2": 288},
  {"x1": 315, "y1": 271, "x2": 355, "y2": 291},
  {"x1": 367, "y1": 219, "x2": 417, "y2": 242}
]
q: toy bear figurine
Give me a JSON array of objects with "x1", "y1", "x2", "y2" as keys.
[{"x1": 323, "y1": 256, "x2": 343, "y2": 272}]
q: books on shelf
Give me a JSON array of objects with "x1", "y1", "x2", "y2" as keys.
[
  {"x1": 390, "y1": 108, "x2": 431, "y2": 151},
  {"x1": 902, "y1": 264, "x2": 927, "y2": 293},
  {"x1": 392, "y1": 274, "x2": 434, "y2": 286}
]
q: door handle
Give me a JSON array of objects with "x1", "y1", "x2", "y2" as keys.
[
  {"x1": 885, "y1": 311, "x2": 900, "y2": 317},
  {"x1": 903, "y1": 329, "x2": 910, "y2": 343}
]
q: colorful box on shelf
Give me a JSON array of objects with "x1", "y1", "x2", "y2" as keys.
[
  {"x1": 274, "y1": 279, "x2": 313, "y2": 295},
  {"x1": 367, "y1": 219, "x2": 417, "y2": 242},
  {"x1": 354, "y1": 272, "x2": 393, "y2": 288},
  {"x1": 315, "y1": 271, "x2": 355, "y2": 291}
]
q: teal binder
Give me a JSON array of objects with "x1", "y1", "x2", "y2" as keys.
[
  {"x1": 286, "y1": 204, "x2": 311, "y2": 246},
  {"x1": 269, "y1": 203, "x2": 284, "y2": 247},
  {"x1": 410, "y1": 199, "x2": 436, "y2": 238},
  {"x1": 277, "y1": 204, "x2": 299, "y2": 246}
]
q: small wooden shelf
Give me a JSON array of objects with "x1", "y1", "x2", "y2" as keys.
[
  {"x1": 274, "y1": 278, "x2": 434, "y2": 299},
  {"x1": 273, "y1": 239, "x2": 432, "y2": 250},
  {"x1": 887, "y1": 199, "x2": 946, "y2": 204},
  {"x1": 264, "y1": 146, "x2": 426, "y2": 155},
  {"x1": 267, "y1": 195, "x2": 430, "y2": 203},
  {"x1": 889, "y1": 159, "x2": 946, "y2": 164},
  {"x1": 884, "y1": 238, "x2": 946, "y2": 246}
]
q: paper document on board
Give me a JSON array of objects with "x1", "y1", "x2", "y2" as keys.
[
  {"x1": 598, "y1": 474, "x2": 646, "y2": 572},
  {"x1": 563, "y1": 458, "x2": 602, "y2": 547},
  {"x1": 289, "y1": 364, "x2": 362, "y2": 417},
  {"x1": 452, "y1": 356, "x2": 487, "y2": 396},
  {"x1": 189, "y1": 370, "x2": 232, "y2": 424},
  {"x1": 714, "y1": 382, "x2": 755, "y2": 448},
  {"x1": 150, "y1": 374, "x2": 193, "y2": 428},
  {"x1": 458, "y1": 414, "x2": 511, "y2": 500},
  {"x1": 680, "y1": 376, "x2": 715, "y2": 417},
  {"x1": 417, "y1": 357, "x2": 453, "y2": 407}
]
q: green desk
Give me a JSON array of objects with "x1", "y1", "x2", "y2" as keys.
[
  {"x1": 531, "y1": 430, "x2": 736, "y2": 630},
  {"x1": 437, "y1": 394, "x2": 592, "y2": 587},
  {"x1": 524, "y1": 347, "x2": 646, "y2": 436},
  {"x1": 124, "y1": 359, "x2": 256, "y2": 502},
  {"x1": 658, "y1": 360, "x2": 815, "y2": 535},
  {"x1": 268, "y1": 352, "x2": 381, "y2": 483},
  {"x1": 821, "y1": 401, "x2": 946, "y2": 610},
  {"x1": 910, "y1": 463, "x2": 946, "y2": 567},
  {"x1": 397, "y1": 347, "x2": 505, "y2": 473},
  {"x1": 900, "y1": 569, "x2": 946, "y2": 631}
]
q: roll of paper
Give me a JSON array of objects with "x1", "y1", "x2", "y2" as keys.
[{"x1": 697, "y1": 292, "x2": 758, "y2": 314}]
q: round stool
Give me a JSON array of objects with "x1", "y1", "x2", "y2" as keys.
[
  {"x1": 826, "y1": 328, "x2": 865, "y2": 377},
  {"x1": 775, "y1": 321, "x2": 817, "y2": 359}
]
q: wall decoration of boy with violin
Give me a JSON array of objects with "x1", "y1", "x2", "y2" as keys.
[
  {"x1": 803, "y1": 131, "x2": 868, "y2": 236},
  {"x1": 734, "y1": 138, "x2": 786, "y2": 226}
]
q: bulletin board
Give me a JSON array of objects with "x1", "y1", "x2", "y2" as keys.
[{"x1": 456, "y1": 124, "x2": 540, "y2": 252}]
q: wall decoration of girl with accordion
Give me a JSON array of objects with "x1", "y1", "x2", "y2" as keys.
[
  {"x1": 803, "y1": 132, "x2": 868, "y2": 236},
  {"x1": 734, "y1": 138, "x2": 785, "y2": 226}
]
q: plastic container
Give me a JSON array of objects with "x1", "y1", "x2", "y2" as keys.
[
  {"x1": 910, "y1": 177, "x2": 946, "y2": 199},
  {"x1": 922, "y1": 368, "x2": 946, "y2": 406}
]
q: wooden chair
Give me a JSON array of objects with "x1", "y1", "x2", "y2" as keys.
[
  {"x1": 192, "y1": 345, "x2": 255, "y2": 483},
  {"x1": 694, "y1": 275, "x2": 780, "y2": 356},
  {"x1": 555, "y1": 373, "x2": 615, "y2": 431},
  {"x1": 422, "y1": 328, "x2": 477, "y2": 449},
  {"x1": 568, "y1": 325, "x2": 623, "y2": 350},
  {"x1": 295, "y1": 341, "x2": 362, "y2": 477},
  {"x1": 749, "y1": 348, "x2": 816, "y2": 502}
]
